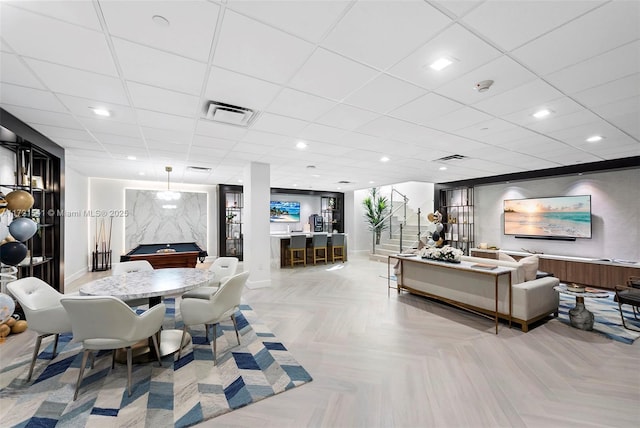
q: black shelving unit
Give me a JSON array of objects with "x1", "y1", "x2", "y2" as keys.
[
  {"x1": 439, "y1": 187, "x2": 474, "y2": 255},
  {"x1": 321, "y1": 196, "x2": 342, "y2": 233},
  {"x1": 218, "y1": 184, "x2": 243, "y2": 260}
]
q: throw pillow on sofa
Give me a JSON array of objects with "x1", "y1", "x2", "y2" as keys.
[
  {"x1": 520, "y1": 255, "x2": 539, "y2": 281},
  {"x1": 498, "y1": 252, "x2": 517, "y2": 262}
]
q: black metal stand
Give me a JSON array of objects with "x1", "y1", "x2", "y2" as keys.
[{"x1": 92, "y1": 250, "x2": 112, "y2": 272}]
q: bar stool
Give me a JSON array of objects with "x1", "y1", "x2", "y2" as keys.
[
  {"x1": 310, "y1": 233, "x2": 328, "y2": 265},
  {"x1": 330, "y1": 233, "x2": 345, "y2": 263},
  {"x1": 288, "y1": 234, "x2": 307, "y2": 268}
]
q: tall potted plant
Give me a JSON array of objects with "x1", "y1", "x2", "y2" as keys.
[{"x1": 362, "y1": 188, "x2": 389, "y2": 245}]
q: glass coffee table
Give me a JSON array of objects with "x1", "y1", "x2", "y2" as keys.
[{"x1": 554, "y1": 283, "x2": 610, "y2": 330}]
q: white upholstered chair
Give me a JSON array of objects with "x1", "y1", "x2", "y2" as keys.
[
  {"x1": 7, "y1": 277, "x2": 73, "y2": 381},
  {"x1": 181, "y1": 257, "x2": 239, "y2": 300},
  {"x1": 60, "y1": 295, "x2": 166, "y2": 400},
  {"x1": 112, "y1": 260, "x2": 154, "y2": 306},
  {"x1": 178, "y1": 271, "x2": 249, "y2": 363}
]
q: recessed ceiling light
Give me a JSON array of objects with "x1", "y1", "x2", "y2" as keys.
[
  {"x1": 138, "y1": 172, "x2": 145, "y2": 176},
  {"x1": 152, "y1": 15, "x2": 170, "y2": 27},
  {"x1": 91, "y1": 108, "x2": 110, "y2": 117},
  {"x1": 296, "y1": 141, "x2": 307, "y2": 149},
  {"x1": 533, "y1": 109, "x2": 551, "y2": 119},
  {"x1": 380, "y1": 156, "x2": 390, "y2": 162},
  {"x1": 439, "y1": 166, "x2": 447, "y2": 171},
  {"x1": 337, "y1": 187, "x2": 341, "y2": 190},
  {"x1": 311, "y1": 174, "x2": 320, "y2": 178},
  {"x1": 429, "y1": 57, "x2": 453, "y2": 71},
  {"x1": 127, "y1": 155, "x2": 136, "y2": 160},
  {"x1": 368, "y1": 181, "x2": 374, "y2": 184},
  {"x1": 586, "y1": 135, "x2": 603, "y2": 142},
  {"x1": 237, "y1": 179, "x2": 243, "y2": 183}
]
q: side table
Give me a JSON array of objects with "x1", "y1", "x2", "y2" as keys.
[{"x1": 554, "y1": 284, "x2": 610, "y2": 330}]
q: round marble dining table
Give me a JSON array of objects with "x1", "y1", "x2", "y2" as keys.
[{"x1": 79, "y1": 267, "x2": 215, "y2": 360}]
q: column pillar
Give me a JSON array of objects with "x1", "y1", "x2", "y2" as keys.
[{"x1": 243, "y1": 162, "x2": 271, "y2": 288}]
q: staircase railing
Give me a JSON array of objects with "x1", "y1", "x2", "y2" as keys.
[
  {"x1": 389, "y1": 187, "x2": 408, "y2": 239},
  {"x1": 370, "y1": 202, "x2": 406, "y2": 254}
]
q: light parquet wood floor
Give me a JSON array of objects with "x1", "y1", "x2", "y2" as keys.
[{"x1": 2, "y1": 254, "x2": 638, "y2": 427}]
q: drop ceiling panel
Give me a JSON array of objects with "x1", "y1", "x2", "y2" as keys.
[
  {"x1": 99, "y1": 0, "x2": 220, "y2": 62},
  {"x1": 390, "y1": 93, "x2": 464, "y2": 126},
  {"x1": 573, "y1": 73, "x2": 640, "y2": 109},
  {"x1": 0, "y1": 53, "x2": 45, "y2": 89},
  {"x1": 226, "y1": 0, "x2": 350, "y2": 43},
  {"x1": 195, "y1": 120, "x2": 248, "y2": 141},
  {"x1": 24, "y1": 59, "x2": 129, "y2": 105},
  {"x1": 343, "y1": 74, "x2": 426, "y2": 114},
  {"x1": 92, "y1": 133, "x2": 146, "y2": 148},
  {"x1": 204, "y1": 66, "x2": 281, "y2": 112},
  {"x1": 511, "y1": 1, "x2": 640, "y2": 76},
  {"x1": 0, "y1": 83, "x2": 67, "y2": 112},
  {"x1": 5, "y1": 0, "x2": 102, "y2": 30},
  {"x1": 461, "y1": 1, "x2": 603, "y2": 52},
  {"x1": 112, "y1": 38, "x2": 207, "y2": 95},
  {"x1": 423, "y1": 107, "x2": 493, "y2": 132},
  {"x1": 143, "y1": 127, "x2": 193, "y2": 145},
  {"x1": 126, "y1": 82, "x2": 200, "y2": 117},
  {"x1": 473, "y1": 79, "x2": 564, "y2": 117},
  {"x1": 314, "y1": 104, "x2": 380, "y2": 131},
  {"x1": 546, "y1": 41, "x2": 640, "y2": 95},
  {"x1": 453, "y1": 118, "x2": 519, "y2": 142},
  {"x1": 78, "y1": 117, "x2": 141, "y2": 138},
  {"x1": 503, "y1": 97, "x2": 586, "y2": 130},
  {"x1": 322, "y1": 1, "x2": 451, "y2": 69},
  {"x1": 430, "y1": 0, "x2": 480, "y2": 18},
  {"x1": 56, "y1": 94, "x2": 136, "y2": 123},
  {"x1": 213, "y1": 11, "x2": 314, "y2": 84},
  {"x1": 250, "y1": 113, "x2": 308, "y2": 135},
  {"x1": 3, "y1": 105, "x2": 81, "y2": 129},
  {"x1": 288, "y1": 48, "x2": 379, "y2": 100},
  {"x1": 26, "y1": 124, "x2": 94, "y2": 142},
  {"x1": 240, "y1": 130, "x2": 293, "y2": 147},
  {"x1": 266, "y1": 88, "x2": 335, "y2": 121},
  {"x1": 0, "y1": 4, "x2": 117, "y2": 75},
  {"x1": 136, "y1": 110, "x2": 195, "y2": 132},
  {"x1": 389, "y1": 24, "x2": 502, "y2": 90}
]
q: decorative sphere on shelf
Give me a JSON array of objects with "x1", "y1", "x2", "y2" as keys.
[
  {"x1": 0, "y1": 293, "x2": 15, "y2": 324},
  {"x1": 8, "y1": 217, "x2": 38, "y2": 242},
  {"x1": 0, "y1": 241, "x2": 28, "y2": 266},
  {"x1": 5, "y1": 190, "x2": 34, "y2": 213}
]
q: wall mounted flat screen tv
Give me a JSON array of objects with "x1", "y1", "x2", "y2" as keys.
[
  {"x1": 504, "y1": 195, "x2": 592, "y2": 239},
  {"x1": 270, "y1": 201, "x2": 301, "y2": 223}
]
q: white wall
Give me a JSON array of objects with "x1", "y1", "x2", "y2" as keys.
[
  {"x1": 63, "y1": 166, "x2": 89, "y2": 288},
  {"x1": 475, "y1": 168, "x2": 640, "y2": 260},
  {"x1": 88, "y1": 178, "x2": 218, "y2": 264}
]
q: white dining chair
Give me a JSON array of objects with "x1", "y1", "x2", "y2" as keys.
[
  {"x1": 60, "y1": 295, "x2": 166, "y2": 400},
  {"x1": 7, "y1": 277, "x2": 73, "y2": 381},
  {"x1": 181, "y1": 257, "x2": 239, "y2": 300},
  {"x1": 112, "y1": 260, "x2": 154, "y2": 307},
  {"x1": 178, "y1": 271, "x2": 249, "y2": 363}
]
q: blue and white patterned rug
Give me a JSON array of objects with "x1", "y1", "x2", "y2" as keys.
[
  {"x1": 0, "y1": 299, "x2": 312, "y2": 427},
  {"x1": 557, "y1": 292, "x2": 640, "y2": 344}
]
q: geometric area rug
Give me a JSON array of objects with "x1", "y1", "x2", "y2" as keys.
[
  {"x1": 557, "y1": 292, "x2": 640, "y2": 345},
  {"x1": 0, "y1": 298, "x2": 312, "y2": 427}
]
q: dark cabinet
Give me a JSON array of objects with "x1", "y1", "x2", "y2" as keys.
[
  {"x1": 218, "y1": 184, "x2": 243, "y2": 260},
  {"x1": 439, "y1": 187, "x2": 474, "y2": 255},
  {"x1": 321, "y1": 196, "x2": 342, "y2": 233}
]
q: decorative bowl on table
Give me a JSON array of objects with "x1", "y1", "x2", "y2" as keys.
[{"x1": 566, "y1": 283, "x2": 585, "y2": 293}]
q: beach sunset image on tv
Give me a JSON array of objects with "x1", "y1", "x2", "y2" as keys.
[{"x1": 504, "y1": 195, "x2": 592, "y2": 238}]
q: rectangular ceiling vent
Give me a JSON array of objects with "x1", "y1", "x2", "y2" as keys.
[
  {"x1": 205, "y1": 101, "x2": 259, "y2": 127},
  {"x1": 435, "y1": 154, "x2": 467, "y2": 161},
  {"x1": 187, "y1": 166, "x2": 212, "y2": 173}
]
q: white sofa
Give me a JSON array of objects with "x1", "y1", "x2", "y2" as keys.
[{"x1": 397, "y1": 255, "x2": 560, "y2": 332}]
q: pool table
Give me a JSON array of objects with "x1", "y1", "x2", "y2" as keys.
[{"x1": 120, "y1": 242, "x2": 208, "y2": 269}]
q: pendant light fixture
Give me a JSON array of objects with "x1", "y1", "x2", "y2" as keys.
[{"x1": 157, "y1": 166, "x2": 181, "y2": 200}]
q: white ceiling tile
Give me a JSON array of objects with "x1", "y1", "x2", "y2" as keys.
[
  {"x1": 454, "y1": 119, "x2": 520, "y2": 142},
  {"x1": 390, "y1": 93, "x2": 464, "y2": 126},
  {"x1": 503, "y1": 97, "x2": 586, "y2": 131},
  {"x1": 297, "y1": 123, "x2": 347, "y2": 143},
  {"x1": 2, "y1": 105, "x2": 81, "y2": 129},
  {"x1": 0, "y1": 4, "x2": 117, "y2": 75},
  {"x1": 250, "y1": 113, "x2": 308, "y2": 135},
  {"x1": 145, "y1": 139, "x2": 190, "y2": 153},
  {"x1": 227, "y1": 0, "x2": 350, "y2": 43},
  {"x1": 56, "y1": 94, "x2": 136, "y2": 123},
  {"x1": 592, "y1": 96, "x2": 640, "y2": 137},
  {"x1": 112, "y1": 38, "x2": 207, "y2": 95},
  {"x1": 100, "y1": 0, "x2": 220, "y2": 62},
  {"x1": 0, "y1": 53, "x2": 46, "y2": 89},
  {"x1": 572, "y1": 73, "x2": 640, "y2": 109},
  {"x1": 288, "y1": 48, "x2": 379, "y2": 100},
  {"x1": 511, "y1": 1, "x2": 640, "y2": 75},
  {"x1": 141, "y1": 127, "x2": 192, "y2": 145},
  {"x1": 204, "y1": 66, "x2": 282, "y2": 112},
  {"x1": 231, "y1": 142, "x2": 273, "y2": 155},
  {"x1": 92, "y1": 133, "x2": 145, "y2": 148},
  {"x1": 265, "y1": 88, "x2": 336, "y2": 121},
  {"x1": 481, "y1": 126, "x2": 543, "y2": 147},
  {"x1": 323, "y1": 1, "x2": 451, "y2": 70},
  {"x1": 0, "y1": 83, "x2": 67, "y2": 112},
  {"x1": 78, "y1": 116, "x2": 141, "y2": 138},
  {"x1": 136, "y1": 110, "x2": 195, "y2": 133},
  {"x1": 473, "y1": 79, "x2": 564, "y2": 117},
  {"x1": 192, "y1": 135, "x2": 238, "y2": 151},
  {"x1": 389, "y1": 24, "x2": 502, "y2": 90},
  {"x1": 434, "y1": 55, "x2": 537, "y2": 105},
  {"x1": 56, "y1": 138, "x2": 102, "y2": 151},
  {"x1": 24, "y1": 124, "x2": 94, "y2": 142},
  {"x1": 545, "y1": 40, "x2": 640, "y2": 95},
  {"x1": 127, "y1": 82, "x2": 200, "y2": 117},
  {"x1": 24, "y1": 58, "x2": 129, "y2": 104},
  {"x1": 4, "y1": 1, "x2": 102, "y2": 30},
  {"x1": 462, "y1": 1, "x2": 604, "y2": 51},
  {"x1": 430, "y1": 0, "x2": 482, "y2": 18},
  {"x1": 550, "y1": 121, "x2": 637, "y2": 148},
  {"x1": 213, "y1": 10, "x2": 314, "y2": 84},
  {"x1": 423, "y1": 107, "x2": 493, "y2": 132},
  {"x1": 314, "y1": 104, "x2": 380, "y2": 131},
  {"x1": 195, "y1": 120, "x2": 248, "y2": 141},
  {"x1": 344, "y1": 74, "x2": 427, "y2": 114}
]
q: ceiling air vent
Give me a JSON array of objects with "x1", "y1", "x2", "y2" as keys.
[
  {"x1": 337, "y1": 180, "x2": 351, "y2": 184},
  {"x1": 435, "y1": 154, "x2": 467, "y2": 161},
  {"x1": 187, "y1": 166, "x2": 212, "y2": 173},
  {"x1": 205, "y1": 101, "x2": 259, "y2": 127}
]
